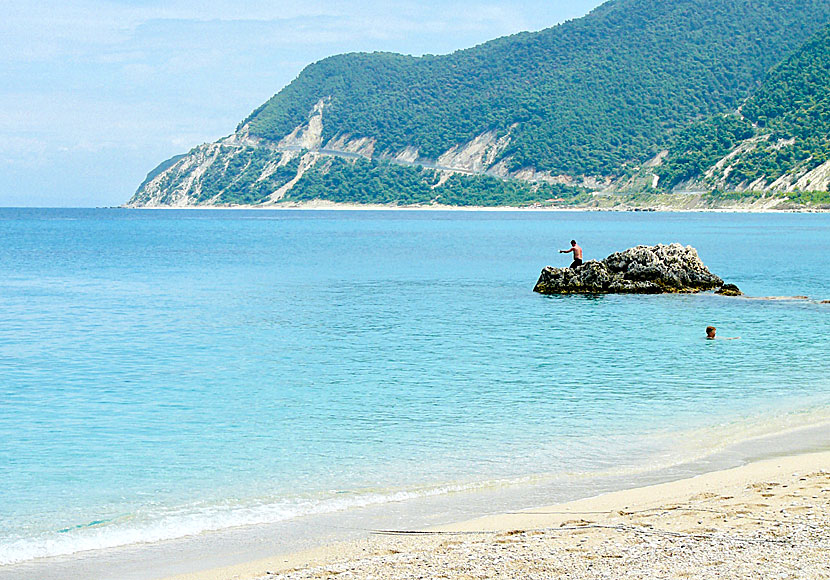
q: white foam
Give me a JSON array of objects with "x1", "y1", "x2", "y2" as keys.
[
  {"x1": 4, "y1": 405, "x2": 829, "y2": 567},
  {"x1": 0, "y1": 479, "x2": 504, "y2": 566}
]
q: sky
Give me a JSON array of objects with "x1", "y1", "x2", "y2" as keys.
[{"x1": 0, "y1": 0, "x2": 604, "y2": 207}]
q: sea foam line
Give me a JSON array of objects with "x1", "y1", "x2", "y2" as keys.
[
  {"x1": 0, "y1": 479, "x2": 505, "y2": 566},
  {"x1": 3, "y1": 404, "x2": 829, "y2": 566}
]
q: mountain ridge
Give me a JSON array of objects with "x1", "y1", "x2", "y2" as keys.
[{"x1": 128, "y1": 0, "x2": 830, "y2": 208}]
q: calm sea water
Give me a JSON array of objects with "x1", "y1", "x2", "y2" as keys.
[{"x1": 1, "y1": 208, "x2": 829, "y2": 567}]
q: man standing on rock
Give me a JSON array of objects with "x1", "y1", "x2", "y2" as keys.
[{"x1": 560, "y1": 240, "x2": 583, "y2": 268}]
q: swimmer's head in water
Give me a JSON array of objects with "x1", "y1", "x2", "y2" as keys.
[{"x1": 706, "y1": 326, "x2": 716, "y2": 338}]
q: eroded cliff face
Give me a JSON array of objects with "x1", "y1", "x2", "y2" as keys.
[
  {"x1": 616, "y1": 134, "x2": 830, "y2": 199},
  {"x1": 127, "y1": 100, "x2": 602, "y2": 207},
  {"x1": 694, "y1": 135, "x2": 830, "y2": 193}
]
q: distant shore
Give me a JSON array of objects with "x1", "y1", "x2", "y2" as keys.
[
  {"x1": 122, "y1": 199, "x2": 829, "y2": 213},
  {"x1": 166, "y1": 450, "x2": 830, "y2": 580}
]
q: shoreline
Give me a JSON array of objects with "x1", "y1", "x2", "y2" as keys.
[
  {"x1": 167, "y1": 449, "x2": 830, "y2": 580},
  {"x1": 2, "y1": 411, "x2": 830, "y2": 579},
  {"x1": 118, "y1": 199, "x2": 830, "y2": 213}
]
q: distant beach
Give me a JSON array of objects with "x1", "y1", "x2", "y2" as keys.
[{"x1": 123, "y1": 199, "x2": 830, "y2": 212}]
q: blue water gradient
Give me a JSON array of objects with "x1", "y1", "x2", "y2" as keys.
[{"x1": 1, "y1": 208, "x2": 829, "y2": 564}]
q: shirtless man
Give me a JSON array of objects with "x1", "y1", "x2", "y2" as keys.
[{"x1": 560, "y1": 240, "x2": 583, "y2": 268}]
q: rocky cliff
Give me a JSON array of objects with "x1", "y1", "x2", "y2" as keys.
[
  {"x1": 533, "y1": 244, "x2": 724, "y2": 294},
  {"x1": 126, "y1": 101, "x2": 534, "y2": 207}
]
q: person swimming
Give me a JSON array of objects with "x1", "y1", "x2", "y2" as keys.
[{"x1": 706, "y1": 326, "x2": 740, "y2": 340}]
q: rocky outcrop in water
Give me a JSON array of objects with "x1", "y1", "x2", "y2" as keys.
[
  {"x1": 534, "y1": 243, "x2": 724, "y2": 294},
  {"x1": 715, "y1": 283, "x2": 743, "y2": 296}
]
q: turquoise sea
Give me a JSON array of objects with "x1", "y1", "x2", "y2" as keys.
[{"x1": 1, "y1": 208, "x2": 829, "y2": 577}]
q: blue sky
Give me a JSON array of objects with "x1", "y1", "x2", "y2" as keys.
[{"x1": 0, "y1": 0, "x2": 603, "y2": 207}]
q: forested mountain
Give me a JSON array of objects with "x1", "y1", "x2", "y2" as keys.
[
  {"x1": 244, "y1": 0, "x2": 828, "y2": 177},
  {"x1": 129, "y1": 0, "x2": 830, "y2": 208},
  {"x1": 657, "y1": 24, "x2": 830, "y2": 192}
]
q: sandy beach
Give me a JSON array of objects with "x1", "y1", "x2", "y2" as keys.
[
  {"x1": 123, "y1": 199, "x2": 829, "y2": 212},
  {"x1": 164, "y1": 451, "x2": 830, "y2": 580}
]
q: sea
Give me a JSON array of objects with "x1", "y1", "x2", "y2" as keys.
[{"x1": 1, "y1": 208, "x2": 829, "y2": 579}]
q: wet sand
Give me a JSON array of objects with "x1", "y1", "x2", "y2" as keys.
[{"x1": 166, "y1": 451, "x2": 830, "y2": 580}]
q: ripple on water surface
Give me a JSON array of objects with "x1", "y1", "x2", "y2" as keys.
[{"x1": 0, "y1": 208, "x2": 829, "y2": 564}]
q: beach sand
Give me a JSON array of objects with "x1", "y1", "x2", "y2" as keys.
[
  {"x1": 125, "y1": 199, "x2": 829, "y2": 213},
  {"x1": 166, "y1": 451, "x2": 830, "y2": 580}
]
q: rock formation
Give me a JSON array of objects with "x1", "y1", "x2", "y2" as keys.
[
  {"x1": 715, "y1": 283, "x2": 743, "y2": 296},
  {"x1": 534, "y1": 243, "x2": 724, "y2": 295}
]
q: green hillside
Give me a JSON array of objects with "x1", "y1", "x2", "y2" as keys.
[
  {"x1": 658, "y1": 25, "x2": 830, "y2": 190},
  {"x1": 243, "y1": 0, "x2": 830, "y2": 177},
  {"x1": 130, "y1": 0, "x2": 830, "y2": 208},
  {"x1": 280, "y1": 158, "x2": 588, "y2": 207}
]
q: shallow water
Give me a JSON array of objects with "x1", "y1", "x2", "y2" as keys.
[{"x1": 1, "y1": 208, "x2": 829, "y2": 567}]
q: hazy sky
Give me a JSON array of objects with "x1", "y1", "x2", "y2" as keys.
[{"x1": 1, "y1": 0, "x2": 604, "y2": 207}]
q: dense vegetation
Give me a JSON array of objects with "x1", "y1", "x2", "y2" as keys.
[
  {"x1": 656, "y1": 116, "x2": 755, "y2": 189},
  {"x1": 782, "y1": 189, "x2": 830, "y2": 206},
  {"x1": 701, "y1": 189, "x2": 830, "y2": 208},
  {"x1": 242, "y1": 0, "x2": 830, "y2": 178},
  {"x1": 729, "y1": 24, "x2": 830, "y2": 185},
  {"x1": 658, "y1": 24, "x2": 830, "y2": 189},
  {"x1": 282, "y1": 158, "x2": 588, "y2": 207}
]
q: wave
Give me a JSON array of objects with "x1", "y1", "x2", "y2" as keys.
[{"x1": 3, "y1": 403, "x2": 829, "y2": 567}]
